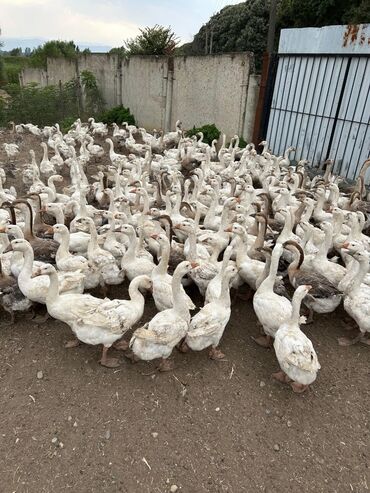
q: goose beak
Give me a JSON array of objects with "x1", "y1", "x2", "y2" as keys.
[
  {"x1": 341, "y1": 242, "x2": 350, "y2": 249},
  {"x1": 150, "y1": 233, "x2": 159, "y2": 240},
  {"x1": 0, "y1": 227, "x2": 6, "y2": 233},
  {"x1": 224, "y1": 227, "x2": 232, "y2": 233},
  {"x1": 190, "y1": 262, "x2": 199, "y2": 269}
]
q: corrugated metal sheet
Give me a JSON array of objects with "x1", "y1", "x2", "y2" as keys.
[
  {"x1": 266, "y1": 26, "x2": 370, "y2": 182},
  {"x1": 279, "y1": 24, "x2": 370, "y2": 55}
]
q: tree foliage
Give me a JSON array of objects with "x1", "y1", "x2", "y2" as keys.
[
  {"x1": 183, "y1": 0, "x2": 369, "y2": 69},
  {"x1": 0, "y1": 72, "x2": 104, "y2": 127},
  {"x1": 125, "y1": 25, "x2": 179, "y2": 55},
  {"x1": 109, "y1": 46, "x2": 126, "y2": 57},
  {"x1": 98, "y1": 105, "x2": 135, "y2": 126},
  {"x1": 185, "y1": 124, "x2": 220, "y2": 145},
  {"x1": 29, "y1": 40, "x2": 90, "y2": 68}
]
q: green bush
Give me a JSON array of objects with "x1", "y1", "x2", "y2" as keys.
[
  {"x1": 99, "y1": 105, "x2": 135, "y2": 126},
  {"x1": 238, "y1": 136, "x2": 247, "y2": 148},
  {"x1": 3, "y1": 56, "x2": 30, "y2": 85},
  {"x1": 60, "y1": 116, "x2": 78, "y2": 133},
  {"x1": 185, "y1": 123, "x2": 221, "y2": 145}
]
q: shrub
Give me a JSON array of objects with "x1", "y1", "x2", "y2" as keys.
[
  {"x1": 99, "y1": 105, "x2": 135, "y2": 126},
  {"x1": 60, "y1": 116, "x2": 77, "y2": 133},
  {"x1": 185, "y1": 123, "x2": 221, "y2": 145},
  {"x1": 239, "y1": 136, "x2": 247, "y2": 148}
]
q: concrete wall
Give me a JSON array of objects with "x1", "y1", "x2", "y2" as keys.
[
  {"x1": 78, "y1": 53, "x2": 120, "y2": 107},
  {"x1": 20, "y1": 52, "x2": 259, "y2": 141},
  {"x1": 120, "y1": 56, "x2": 168, "y2": 131},
  {"x1": 171, "y1": 54, "x2": 251, "y2": 139},
  {"x1": 19, "y1": 67, "x2": 48, "y2": 87}
]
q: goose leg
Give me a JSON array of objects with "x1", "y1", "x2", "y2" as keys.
[
  {"x1": 177, "y1": 339, "x2": 189, "y2": 353},
  {"x1": 157, "y1": 358, "x2": 174, "y2": 372},
  {"x1": 360, "y1": 335, "x2": 370, "y2": 346},
  {"x1": 252, "y1": 334, "x2": 273, "y2": 348},
  {"x1": 290, "y1": 382, "x2": 308, "y2": 393},
  {"x1": 338, "y1": 333, "x2": 363, "y2": 346},
  {"x1": 272, "y1": 370, "x2": 291, "y2": 384},
  {"x1": 99, "y1": 346, "x2": 120, "y2": 368},
  {"x1": 113, "y1": 339, "x2": 129, "y2": 351},
  {"x1": 1, "y1": 309, "x2": 15, "y2": 326},
  {"x1": 209, "y1": 346, "x2": 226, "y2": 360},
  {"x1": 31, "y1": 310, "x2": 50, "y2": 324}
]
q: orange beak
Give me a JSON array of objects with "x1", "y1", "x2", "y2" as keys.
[
  {"x1": 224, "y1": 227, "x2": 232, "y2": 233},
  {"x1": 190, "y1": 262, "x2": 199, "y2": 269},
  {"x1": 342, "y1": 242, "x2": 350, "y2": 249},
  {"x1": 151, "y1": 233, "x2": 159, "y2": 240}
]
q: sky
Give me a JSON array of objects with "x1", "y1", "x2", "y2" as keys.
[{"x1": 0, "y1": 0, "x2": 243, "y2": 51}]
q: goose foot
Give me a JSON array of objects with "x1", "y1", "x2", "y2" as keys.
[
  {"x1": 252, "y1": 335, "x2": 273, "y2": 348},
  {"x1": 157, "y1": 358, "x2": 174, "y2": 372},
  {"x1": 64, "y1": 338, "x2": 80, "y2": 349},
  {"x1": 177, "y1": 340, "x2": 189, "y2": 353},
  {"x1": 338, "y1": 334, "x2": 363, "y2": 346},
  {"x1": 99, "y1": 346, "x2": 120, "y2": 368},
  {"x1": 360, "y1": 335, "x2": 370, "y2": 346},
  {"x1": 1, "y1": 310, "x2": 15, "y2": 326},
  {"x1": 209, "y1": 347, "x2": 226, "y2": 360},
  {"x1": 113, "y1": 339, "x2": 129, "y2": 351},
  {"x1": 290, "y1": 382, "x2": 308, "y2": 393},
  {"x1": 123, "y1": 350, "x2": 140, "y2": 363},
  {"x1": 31, "y1": 311, "x2": 50, "y2": 324},
  {"x1": 304, "y1": 307, "x2": 314, "y2": 325},
  {"x1": 272, "y1": 370, "x2": 291, "y2": 383}
]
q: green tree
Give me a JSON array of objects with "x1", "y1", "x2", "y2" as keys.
[
  {"x1": 125, "y1": 25, "x2": 179, "y2": 55},
  {"x1": 186, "y1": 1, "x2": 269, "y2": 66},
  {"x1": 30, "y1": 40, "x2": 80, "y2": 68},
  {"x1": 109, "y1": 46, "x2": 126, "y2": 57},
  {"x1": 182, "y1": 0, "x2": 369, "y2": 70},
  {"x1": 9, "y1": 47, "x2": 22, "y2": 56},
  {"x1": 278, "y1": 0, "x2": 369, "y2": 27}
]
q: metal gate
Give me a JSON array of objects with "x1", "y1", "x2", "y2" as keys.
[{"x1": 263, "y1": 28, "x2": 370, "y2": 182}]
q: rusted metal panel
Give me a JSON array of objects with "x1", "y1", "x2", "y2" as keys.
[
  {"x1": 266, "y1": 26, "x2": 370, "y2": 182},
  {"x1": 279, "y1": 25, "x2": 370, "y2": 55}
]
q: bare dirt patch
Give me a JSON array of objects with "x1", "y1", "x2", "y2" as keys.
[{"x1": 0, "y1": 129, "x2": 369, "y2": 493}]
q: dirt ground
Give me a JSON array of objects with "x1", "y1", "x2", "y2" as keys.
[{"x1": 0, "y1": 128, "x2": 369, "y2": 493}]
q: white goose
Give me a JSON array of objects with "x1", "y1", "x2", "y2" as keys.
[
  {"x1": 273, "y1": 285, "x2": 321, "y2": 393},
  {"x1": 130, "y1": 261, "x2": 196, "y2": 371}
]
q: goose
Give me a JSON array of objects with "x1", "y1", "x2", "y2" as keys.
[
  {"x1": 32, "y1": 263, "x2": 151, "y2": 367},
  {"x1": 273, "y1": 285, "x2": 321, "y2": 393},
  {"x1": 227, "y1": 223, "x2": 264, "y2": 291},
  {"x1": 120, "y1": 224, "x2": 155, "y2": 281},
  {"x1": 76, "y1": 217, "x2": 124, "y2": 287},
  {"x1": 0, "y1": 255, "x2": 32, "y2": 323},
  {"x1": 184, "y1": 264, "x2": 237, "y2": 359},
  {"x1": 130, "y1": 261, "x2": 196, "y2": 371},
  {"x1": 284, "y1": 241, "x2": 342, "y2": 323},
  {"x1": 150, "y1": 233, "x2": 195, "y2": 312},
  {"x1": 12, "y1": 200, "x2": 59, "y2": 263},
  {"x1": 3, "y1": 143, "x2": 19, "y2": 161},
  {"x1": 10, "y1": 239, "x2": 85, "y2": 304},
  {"x1": 253, "y1": 244, "x2": 293, "y2": 347},
  {"x1": 337, "y1": 246, "x2": 370, "y2": 346},
  {"x1": 40, "y1": 142, "x2": 56, "y2": 176}
]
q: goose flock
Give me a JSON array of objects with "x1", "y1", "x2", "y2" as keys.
[{"x1": 0, "y1": 118, "x2": 369, "y2": 394}]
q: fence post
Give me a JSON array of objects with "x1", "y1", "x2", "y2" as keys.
[{"x1": 164, "y1": 57, "x2": 174, "y2": 133}]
